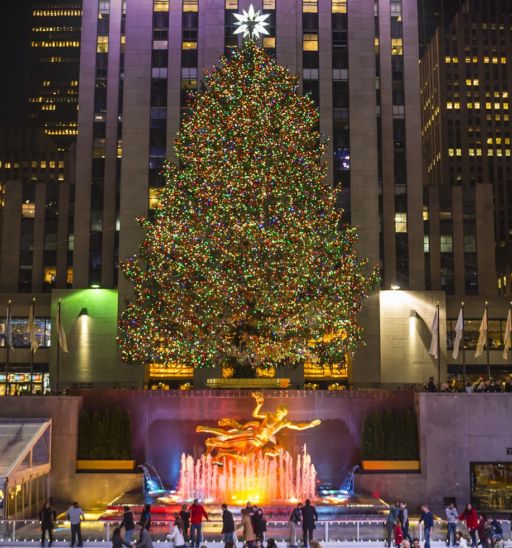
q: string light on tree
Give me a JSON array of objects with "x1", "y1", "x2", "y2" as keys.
[
  {"x1": 118, "y1": 39, "x2": 378, "y2": 371},
  {"x1": 233, "y1": 4, "x2": 270, "y2": 39}
]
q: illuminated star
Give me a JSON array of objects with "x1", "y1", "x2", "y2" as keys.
[{"x1": 233, "y1": 4, "x2": 270, "y2": 39}]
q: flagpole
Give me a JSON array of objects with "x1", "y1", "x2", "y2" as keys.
[
  {"x1": 437, "y1": 301, "x2": 441, "y2": 388},
  {"x1": 462, "y1": 301, "x2": 466, "y2": 385},
  {"x1": 56, "y1": 300, "x2": 61, "y2": 394},
  {"x1": 485, "y1": 300, "x2": 490, "y2": 379},
  {"x1": 6, "y1": 299, "x2": 11, "y2": 396},
  {"x1": 30, "y1": 298, "x2": 35, "y2": 395}
]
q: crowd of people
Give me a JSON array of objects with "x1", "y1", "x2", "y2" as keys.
[
  {"x1": 425, "y1": 376, "x2": 512, "y2": 393},
  {"x1": 385, "y1": 501, "x2": 505, "y2": 548}
]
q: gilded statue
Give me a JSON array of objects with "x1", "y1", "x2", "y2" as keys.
[{"x1": 196, "y1": 392, "x2": 321, "y2": 462}]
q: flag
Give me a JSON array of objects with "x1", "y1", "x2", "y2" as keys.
[
  {"x1": 5, "y1": 304, "x2": 13, "y2": 349},
  {"x1": 503, "y1": 308, "x2": 512, "y2": 360},
  {"x1": 474, "y1": 308, "x2": 488, "y2": 358},
  {"x1": 452, "y1": 308, "x2": 464, "y2": 359},
  {"x1": 428, "y1": 306, "x2": 439, "y2": 359},
  {"x1": 56, "y1": 302, "x2": 69, "y2": 353},
  {"x1": 28, "y1": 302, "x2": 38, "y2": 353}
]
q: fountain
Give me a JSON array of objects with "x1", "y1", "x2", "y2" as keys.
[{"x1": 178, "y1": 444, "x2": 317, "y2": 503}]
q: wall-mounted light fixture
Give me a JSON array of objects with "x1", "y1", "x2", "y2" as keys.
[
  {"x1": 390, "y1": 284, "x2": 400, "y2": 290},
  {"x1": 78, "y1": 307, "x2": 89, "y2": 317}
]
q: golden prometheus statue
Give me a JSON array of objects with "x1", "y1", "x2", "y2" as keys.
[{"x1": 196, "y1": 392, "x2": 321, "y2": 463}]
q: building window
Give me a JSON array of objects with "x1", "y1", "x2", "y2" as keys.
[
  {"x1": 332, "y1": 0, "x2": 347, "y2": 13},
  {"x1": 0, "y1": 318, "x2": 51, "y2": 348},
  {"x1": 440, "y1": 235, "x2": 453, "y2": 253},
  {"x1": 225, "y1": 0, "x2": 238, "y2": 9},
  {"x1": 153, "y1": 0, "x2": 169, "y2": 11},
  {"x1": 423, "y1": 235, "x2": 430, "y2": 252},
  {"x1": 183, "y1": 0, "x2": 198, "y2": 12},
  {"x1": 263, "y1": 0, "x2": 275, "y2": 8},
  {"x1": 303, "y1": 0, "x2": 317, "y2": 13},
  {"x1": 43, "y1": 266, "x2": 56, "y2": 285},
  {"x1": 391, "y1": 38, "x2": 403, "y2": 55},
  {"x1": 21, "y1": 202, "x2": 36, "y2": 218},
  {"x1": 464, "y1": 235, "x2": 476, "y2": 253},
  {"x1": 303, "y1": 33, "x2": 318, "y2": 51},
  {"x1": 395, "y1": 212, "x2": 407, "y2": 233}
]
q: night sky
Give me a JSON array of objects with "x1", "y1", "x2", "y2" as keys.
[{"x1": 0, "y1": 1, "x2": 33, "y2": 127}]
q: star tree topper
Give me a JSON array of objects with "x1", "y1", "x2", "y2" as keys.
[{"x1": 233, "y1": 4, "x2": 270, "y2": 39}]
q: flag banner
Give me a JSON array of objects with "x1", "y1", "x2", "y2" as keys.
[
  {"x1": 5, "y1": 305, "x2": 13, "y2": 349},
  {"x1": 28, "y1": 303, "x2": 38, "y2": 353},
  {"x1": 474, "y1": 308, "x2": 488, "y2": 358},
  {"x1": 503, "y1": 308, "x2": 512, "y2": 360},
  {"x1": 428, "y1": 307, "x2": 439, "y2": 359},
  {"x1": 452, "y1": 308, "x2": 464, "y2": 359},
  {"x1": 56, "y1": 302, "x2": 69, "y2": 353}
]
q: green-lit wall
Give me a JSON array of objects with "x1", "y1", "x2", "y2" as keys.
[{"x1": 50, "y1": 289, "x2": 144, "y2": 389}]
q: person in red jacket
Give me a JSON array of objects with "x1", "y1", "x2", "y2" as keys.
[
  {"x1": 459, "y1": 503, "x2": 478, "y2": 548},
  {"x1": 188, "y1": 499, "x2": 209, "y2": 548}
]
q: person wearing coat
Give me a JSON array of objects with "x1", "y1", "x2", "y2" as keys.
[
  {"x1": 459, "y1": 504, "x2": 479, "y2": 548},
  {"x1": 112, "y1": 527, "x2": 132, "y2": 548},
  {"x1": 168, "y1": 515, "x2": 186, "y2": 548},
  {"x1": 301, "y1": 499, "x2": 318, "y2": 548},
  {"x1": 239, "y1": 509, "x2": 256, "y2": 548},
  {"x1": 39, "y1": 499, "x2": 57, "y2": 547},
  {"x1": 136, "y1": 525, "x2": 154, "y2": 548}
]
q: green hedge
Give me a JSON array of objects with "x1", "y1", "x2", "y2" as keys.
[
  {"x1": 78, "y1": 407, "x2": 132, "y2": 460},
  {"x1": 360, "y1": 409, "x2": 418, "y2": 460}
]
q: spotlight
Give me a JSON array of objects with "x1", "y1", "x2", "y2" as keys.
[{"x1": 390, "y1": 284, "x2": 400, "y2": 290}]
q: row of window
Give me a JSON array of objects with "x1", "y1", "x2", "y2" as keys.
[
  {"x1": 446, "y1": 318, "x2": 511, "y2": 351},
  {"x1": 0, "y1": 319, "x2": 51, "y2": 348}
]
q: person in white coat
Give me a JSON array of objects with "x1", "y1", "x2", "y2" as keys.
[{"x1": 168, "y1": 515, "x2": 186, "y2": 548}]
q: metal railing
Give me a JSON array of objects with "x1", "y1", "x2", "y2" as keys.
[{"x1": 0, "y1": 519, "x2": 510, "y2": 545}]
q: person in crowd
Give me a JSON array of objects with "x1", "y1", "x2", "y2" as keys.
[
  {"x1": 394, "y1": 518, "x2": 404, "y2": 546},
  {"x1": 477, "y1": 514, "x2": 489, "y2": 548},
  {"x1": 301, "y1": 498, "x2": 318, "y2": 548},
  {"x1": 465, "y1": 382, "x2": 474, "y2": 394},
  {"x1": 252, "y1": 506, "x2": 267, "y2": 543},
  {"x1": 490, "y1": 517, "x2": 504, "y2": 548},
  {"x1": 239, "y1": 508, "x2": 256, "y2": 548},
  {"x1": 221, "y1": 503, "x2": 236, "y2": 545},
  {"x1": 310, "y1": 541, "x2": 322, "y2": 548},
  {"x1": 189, "y1": 499, "x2": 209, "y2": 548},
  {"x1": 136, "y1": 523, "x2": 154, "y2": 548},
  {"x1": 267, "y1": 539, "x2": 278, "y2": 548},
  {"x1": 401, "y1": 541, "x2": 411, "y2": 548},
  {"x1": 419, "y1": 505, "x2": 434, "y2": 548},
  {"x1": 445, "y1": 502, "x2": 459, "y2": 547},
  {"x1": 459, "y1": 503, "x2": 479, "y2": 548},
  {"x1": 385, "y1": 502, "x2": 400, "y2": 548},
  {"x1": 411, "y1": 538, "x2": 421, "y2": 548},
  {"x1": 289, "y1": 502, "x2": 303, "y2": 548},
  {"x1": 427, "y1": 377, "x2": 437, "y2": 392},
  {"x1": 224, "y1": 542, "x2": 235, "y2": 548},
  {"x1": 112, "y1": 526, "x2": 132, "y2": 548},
  {"x1": 456, "y1": 531, "x2": 469, "y2": 548},
  {"x1": 399, "y1": 502, "x2": 412, "y2": 543},
  {"x1": 120, "y1": 506, "x2": 135, "y2": 544},
  {"x1": 139, "y1": 504, "x2": 152, "y2": 531},
  {"x1": 39, "y1": 499, "x2": 57, "y2": 547},
  {"x1": 66, "y1": 501, "x2": 85, "y2": 548},
  {"x1": 168, "y1": 513, "x2": 186, "y2": 548},
  {"x1": 179, "y1": 504, "x2": 190, "y2": 543}
]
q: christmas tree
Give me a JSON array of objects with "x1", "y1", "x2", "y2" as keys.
[{"x1": 119, "y1": 40, "x2": 378, "y2": 372}]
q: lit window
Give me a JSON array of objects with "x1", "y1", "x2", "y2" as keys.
[
  {"x1": 303, "y1": 0, "x2": 317, "y2": 13},
  {"x1": 488, "y1": 149, "x2": 494, "y2": 156},
  {"x1": 423, "y1": 235, "x2": 430, "y2": 253},
  {"x1": 395, "y1": 212, "x2": 407, "y2": 233},
  {"x1": 149, "y1": 188, "x2": 162, "y2": 210},
  {"x1": 445, "y1": 56, "x2": 452, "y2": 64},
  {"x1": 263, "y1": 36, "x2": 275, "y2": 48},
  {"x1": 391, "y1": 38, "x2": 403, "y2": 56},
  {"x1": 469, "y1": 148, "x2": 475, "y2": 156},
  {"x1": 183, "y1": 0, "x2": 198, "y2": 11},
  {"x1": 447, "y1": 102, "x2": 453, "y2": 109},
  {"x1": 22, "y1": 202, "x2": 36, "y2": 218},
  {"x1": 303, "y1": 34, "x2": 318, "y2": 51},
  {"x1": 66, "y1": 267, "x2": 73, "y2": 285},
  {"x1": 43, "y1": 267, "x2": 56, "y2": 285},
  {"x1": 182, "y1": 41, "x2": 197, "y2": 50},
  {"x1": 440, "y1": 235, "x2": 453, "y2": 253},
  {"x1": 473, "y1": 79, "x2": 479, "y2": 86},
  {"x1": 58, "y1": 161, "x2": 64, "y2": 168},
  {"x1": 263, "y1": 0, "x2": 276, "y2": 8},
  {"x1": 456, "y1": 148, "x2": 462, "y2": 156},
  {"x1": 97, "y1": 36, "x2": 108, "y2": 53},
  {"x1": 31, "y1": 161, "x2": 37, "y2": 168},
  {"x1": 332, "y1": 0, "x2": 347, "y2": 13},
  {"x1": 225, "y1": 0, "x2": 238, "y2": 9},
  {"x1": 153, "y1": 0, "x2": 169, "y2": 11},
  {"x1": 423, "y1": 208, "x2": 429, "y2": 221},
  {"x1": 40, "y1": 161, "x2": 47, "y2": 168},
  {"x1": 448, "y1": 148, "x2": 455, "y2": 157}
]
